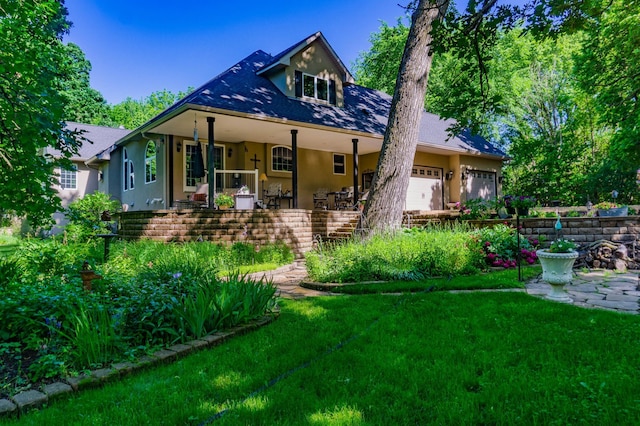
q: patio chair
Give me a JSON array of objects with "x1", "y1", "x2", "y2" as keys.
[
  {"x1": 313, "y1": 188, "x2": 329, "y2": 210},
  {"x1": 264, "y1": 183, "x2": 282, "y2": 209},
  {"x1": 335, "y1": 186, "x2": 354, "y2": 210}
]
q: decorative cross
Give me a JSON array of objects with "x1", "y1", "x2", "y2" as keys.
[{"x1": 250, "y1": 154, "x2": 261, "y2": 169}]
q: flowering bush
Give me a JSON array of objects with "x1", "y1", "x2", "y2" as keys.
[
  {"x1": 215, "y1": 193, "x2": 234, "y2": 207},
  {"x1": 458, "y1": 198, "x2": 492, "y2": 220},
  {"x1": 593, "y1": 201, "x2": 618, "y2": 210},
  {"x1": 472, "y1": 223, "x2": 539, "y2": 268},
  {"x1": 548, "y1": 238, "x2": 577, "y2": 253}
]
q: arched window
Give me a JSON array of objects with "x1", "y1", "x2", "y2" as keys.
[
  {"x1": 145, "y1": 141, "x2": 156, "y2": 183},
  {"x1": 272, "y1": 146, "x2": 292, "y2": 172},
  {"x1": 123, "y1": 148, "x2": 134, "y2": 191}
]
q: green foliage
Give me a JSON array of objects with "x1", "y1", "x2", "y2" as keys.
[
  {"x1": 65, "y1": 192, "x2": 121, "y2": 241},
  {"x1": 0, "y1": 0, "x2": 83, "y2": 228},
  {"x1": 214, "y1": 193, "x2": 234, "y2": 207},
  {"x1": 548, "y1": 238, "x2": 577, "y2": 253},
  {"x1": 0, "y1": 238, "x2": 287, "y2": 394},
  {"x1": 353, "y1": 19, "x2": 410, "y2": 96},
  {"x1": 458, "y1": 198, "x2": 493, "y2": 220},
  {"x1": 97, "y1": 89, "x2": 193, "y2": 129},
  {"x1": 60, "y1": 43, "x2": 111, "y2": 124},
  {"x1": 472, "y1": 223, "x2": 538, "y2": 268},
  {"x1": 305, "y1": 224, "x2": 483, "y2": 283}
]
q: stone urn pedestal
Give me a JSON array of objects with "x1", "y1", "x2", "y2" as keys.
[{"x1": 536, "y1": 249, "x2": 579, "y2": 302}]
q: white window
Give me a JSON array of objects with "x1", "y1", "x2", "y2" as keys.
[
  {"x1": 59, "y1": 165, "x2": 77, "y2": 190},
  {"x1": 272, "y1": 146, "x2": 292, "y2": 172},
  {"x1": 303, "y1": 74, "x2": 329, "y2": 101},
  {"x1": 123, "y1": 148, "x2": 134, "y2": 191},
  {"x1": 145, "y1": 141, "x2": 156, "y2": 184},
  {"x1": 333, "y1": 153, "x2": 345, "y2": 175},
  {"x1": 183, "y1": 142, "x2": 225, "y2": 191}
]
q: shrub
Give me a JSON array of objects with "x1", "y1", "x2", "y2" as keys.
[
  {"x1": 65, "y1": 192, "x2": 121, "y2": 241},
  {"x1": 0, "y1": 238, "x2": 284, "y2": 391},
  {"x1": 472, "y1": 223, "x2": 538, "y2": 268},
  {"x1": 306, "y1": 224, "x2": 484, "y2": 283}
]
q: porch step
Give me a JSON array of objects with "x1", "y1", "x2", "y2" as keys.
[{"x1": 327, "y1": 216, "x2": 361, "y2": 241}]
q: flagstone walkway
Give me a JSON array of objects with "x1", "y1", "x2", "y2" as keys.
[{"x1": 260, "y1": 262, "x2": 640, "y2": 314}]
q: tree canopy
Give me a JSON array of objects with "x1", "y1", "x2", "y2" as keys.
[
  {"x1": 354, "y1": 0, "x2": 639, "y2": 213},
  {"x1": 0, "y1": 0, "x2": 82, "y2": 228}
]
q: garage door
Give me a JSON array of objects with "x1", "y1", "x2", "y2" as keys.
[
  {"x1": 465, "y1": 170, "x2": 497, "y2": 201},
  {"x1": 405, "y1": 166, "x2": 443, "y2": 210}
]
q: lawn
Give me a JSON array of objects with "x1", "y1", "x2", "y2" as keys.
[{"x1": 4, "y1": 290, "x2": 640, "y2": 425}]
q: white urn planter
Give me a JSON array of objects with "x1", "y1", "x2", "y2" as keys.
[{"x1": 536, "y1": 249, "x2": 579, "y2": 302}]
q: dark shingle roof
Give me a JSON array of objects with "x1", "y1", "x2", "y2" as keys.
[
  {"x1": 47, "y1": 122, "x2": 130, "y2": 160},
  {"x1": 135, "y1": 35, "x2": 505, "y2": 158}
]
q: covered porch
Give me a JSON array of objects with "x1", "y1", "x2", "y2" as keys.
[{"x1": 149, "y1": 106, "x2": 384, "y2": 210}]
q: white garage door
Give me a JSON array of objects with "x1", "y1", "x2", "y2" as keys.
[
  {"x1": 465, "y1": 170, "x2": 497, "y2": 201},
  {"x1": 405, "y1": 166, "x2": 443, "y2": 210}
]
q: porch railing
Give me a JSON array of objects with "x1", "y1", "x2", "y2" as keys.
[{"x1": 214, "y1": 169, "x2": 259, "y2": 199}]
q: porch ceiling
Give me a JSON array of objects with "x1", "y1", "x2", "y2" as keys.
[{"x1": 148, "y1": 108, "x2": 384, "y2": 155}]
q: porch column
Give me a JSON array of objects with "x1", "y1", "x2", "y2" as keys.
[
  {"x1": 168, "y1": 135, "x2": 174, "y2": 208},
  {"x1": 207, "y1": 117, "x2": 215, "y2": 209},
  {"x1": 291, "y1": 129, "x2": 298, "y2": 208},
  {"x1": 352, "y1": 138, "x2": 359, "y2": 204}
]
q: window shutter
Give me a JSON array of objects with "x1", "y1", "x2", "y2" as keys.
[
  {"x1": 295, "y1": 71, "x2": 302, "y2": 98},
  {"x1": 329, "y1": 79, "x2": 336, "y2": 105}
]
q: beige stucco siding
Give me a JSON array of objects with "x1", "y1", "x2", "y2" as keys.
[{"x1": 283, "y1": 40, "x2": 344, "y2": 107}]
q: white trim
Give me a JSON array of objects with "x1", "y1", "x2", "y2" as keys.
[
  {"x1": 332, "y1": 153, "x2": 346, "y2": 175},
  {"x1": 144, "y1": 141, "x2": 157, "y2": 184},
  {"x1": 182, "y1": 140, "x2": 225, "y2": 192},
  {"x1": 302, "y1": 73, "x2": 329, "y2": 103},
  {"x1": 271, "y1": 145, "x2": 293, "y2": 173}
]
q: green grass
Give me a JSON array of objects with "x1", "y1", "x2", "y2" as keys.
[
  {"x1": 324, "y1": 265, "x2": 541, "y2": 294},
  {"x1": 5, "y1": 290, "x2": 640, "y2": 425}
]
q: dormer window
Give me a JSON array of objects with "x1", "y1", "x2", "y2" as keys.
[
  {"x1": 304, "y1": 74, "x2": 328, "y2": 101},
  {"x1": 295, "y1": 70, "x2": 336, "y2": 105}
]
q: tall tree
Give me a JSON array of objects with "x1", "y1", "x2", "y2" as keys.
[
  {"x1": 60, "y1": 42, "x2": 111, "y2": 124},
  {"x1": 0, "y1": 0, "x2": 82, "y2": 229},
  {"x1": 576, "y1": 0, "x2": 640, "y2": 203},
  {"x1": 99, "y1": 89, "x2": 192, "y2": 130},
  {"x1": 362, "y1": 0, "x2": 450, "y2": 231}
]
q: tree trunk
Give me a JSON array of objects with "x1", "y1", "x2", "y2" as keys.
[{"x1": 360, "y1": 0, "x2": 449, "y2": 233}]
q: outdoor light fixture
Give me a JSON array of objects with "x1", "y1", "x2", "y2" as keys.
[
  {"x1": 176, "y1": 142, "x2": 182, "y2": 152},
  {"x1": 498, "y1": 175, "x2": 504, "y2": 184},
  {"x1": 460, "y1": 168, "x2": 468, "y2": 181},
  {"x1": 193, "y1": 114, "x2": 199, "y2": 141},
  {"x1": 259, "y1": 173, "x2": 268, "y2": 194},
  {"x1": 445, "y1": 170, "x2": 454, "y2": 181},
  {"x1": 228, "y1": 148, "x2": 233, "y2": 157}
]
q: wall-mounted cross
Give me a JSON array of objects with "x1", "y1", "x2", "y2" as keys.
[{"x1": 250, "y1": 154, "x2": 261, "y2": 169}]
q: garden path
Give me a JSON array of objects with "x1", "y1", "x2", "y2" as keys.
[{"x1": 261, "y1": 262, "x2": 640, "y2": 314}]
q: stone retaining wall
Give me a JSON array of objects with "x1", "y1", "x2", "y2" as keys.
[
  {"x1": 116, "y1": 209, "x2": 314, "y2": 257},
  {"x1": 468, "y1": 216, "x2": 639, "y2": 246},
  {"x1": 116, "y1": 209, "x2": 638, "y2": 257}
]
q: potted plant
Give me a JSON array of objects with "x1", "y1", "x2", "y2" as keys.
[
  {"x1": 509, "y1": 195, "x2": 537, "y2": 216},
  {"x1": 536, "y1": 238, "x2": 579, "y2": 302},
  {"x1": 215, "y1": 193, "x2": 234, "y2": 210},
  {"x1": 594, "y1": 201, "x2": 628, "y2": 217}
]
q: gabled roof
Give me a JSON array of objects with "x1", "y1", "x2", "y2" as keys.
[
  {"x1": 257, "y1": 31, "x2": 354, "y2": 84},
  {"x1": 46, "y1": 122, "x2": 130, "y2": 161},
  {"x1": 120, "y1": 32, "x2": 506, "y2": 159}
]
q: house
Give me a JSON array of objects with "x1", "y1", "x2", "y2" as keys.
[
  {"x1": 92, "y1": 32, "x2": 507, "y2": 213},
  {"x1": 48, "y1": 122, "x2": 130, "y2": 233}
]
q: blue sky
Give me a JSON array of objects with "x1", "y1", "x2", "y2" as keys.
[{"x1": 64, "y1": 0, "x2": 414, "y2": 104}]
